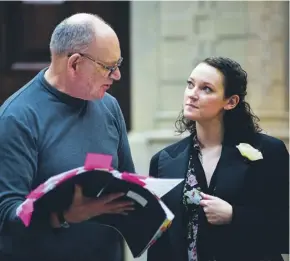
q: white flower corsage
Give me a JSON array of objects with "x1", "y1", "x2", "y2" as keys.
[{"x1": 236, "y1": 143, "x2": 263, "y2": 161}]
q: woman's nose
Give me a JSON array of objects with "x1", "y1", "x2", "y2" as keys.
[{"x1": 188, "y1": 87, "x2": 199, "y2": 100}]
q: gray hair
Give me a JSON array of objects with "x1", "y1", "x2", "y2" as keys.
[{"x1": 49, "y1": 15, "x2": 98, "y2": 55}]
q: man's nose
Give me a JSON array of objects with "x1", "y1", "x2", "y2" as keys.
[{"x1": 110, "y1": 67, "x2": 121, "y2": 81}]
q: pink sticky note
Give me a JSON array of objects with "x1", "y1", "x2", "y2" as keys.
[{"x1": 84, "y1": 153, "x2": 113, "y2": 170}]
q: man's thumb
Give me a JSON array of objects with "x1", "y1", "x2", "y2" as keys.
[{"x1": 73, "y1": 184, "x2": 83, "y2": 203}]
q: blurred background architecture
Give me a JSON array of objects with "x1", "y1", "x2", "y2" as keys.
[{"x1": 0, "y1": 1, "x2": 288, "y2": 261}]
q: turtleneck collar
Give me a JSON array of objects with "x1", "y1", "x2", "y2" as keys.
[{"x1": 38, "y1": 68, "x2": 87, "y2": 108}]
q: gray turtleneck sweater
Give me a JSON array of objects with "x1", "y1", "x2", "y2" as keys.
[{"x1": 0, "y1": 69, "x2": 135, "y2": 261}]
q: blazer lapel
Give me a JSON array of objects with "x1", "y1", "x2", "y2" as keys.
[
  {"x1": 157, "y1": 138, "x2": 191, "y2": 261},
  {"x1": 210, "y1": 143, "x2": 250, "y2": 203}
]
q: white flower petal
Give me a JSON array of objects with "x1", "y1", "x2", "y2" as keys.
[{"x1": 236, "y1": 143, "x2": 263, "y2": 161}]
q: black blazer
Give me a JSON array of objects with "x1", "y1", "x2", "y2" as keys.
[{"x1": 147, "y1": 133, "x2": 289, "y2": 261}]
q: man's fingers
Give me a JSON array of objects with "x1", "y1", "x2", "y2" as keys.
[
  {"x1": 87, "y1": 201, "x2": 135, "y2": 217},
  {"x1": 106, "y1": 200, "x2": 134, "y2": 209},
  {"x1": 73, "y1": 185, "x2": 84, "y2": 204},
  {"x1": 101, "y1": 200, "x2": 135, "y2": 214},
  {"x1": 99, "y1": 192, "x2": 126, "y2": 204},
  {"x1": 107, "y1": 206, "x2": 135, "y2": 214},
  {"x1": 87, "y1": 198, "x2": 134, "y2": 215}
]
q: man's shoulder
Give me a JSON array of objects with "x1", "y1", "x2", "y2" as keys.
[
  {"x1": 93, "y1": 92, "x2": 121, "y2": 118},
  {"x1": 101, "y1": 92, "x2": 119, "y2": 108},
  {"x1": 0, "y1": 74, "x2": 41, "y2": 120}
]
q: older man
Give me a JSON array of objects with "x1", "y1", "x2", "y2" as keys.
[{"x1": 0, "y1": 13, "x2": 135, "y2": 261}]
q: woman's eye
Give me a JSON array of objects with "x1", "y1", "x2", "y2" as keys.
[
  {"x1": 187, "y1": 81, "x2": 193, "y2": 88},
  {"x1": 203, "y1": 86, "x2": 212, "y2": 93}
]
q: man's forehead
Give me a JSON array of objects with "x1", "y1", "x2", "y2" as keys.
[
  {"x1": 91, "y1": 37, "x2": 121, "y2": 64},
  {"x1": 96, "y1": 51, "x2": 121, "y2": 65},
  {"x1": 99, "y1": 51, "x2": 121, "y2": 64}
]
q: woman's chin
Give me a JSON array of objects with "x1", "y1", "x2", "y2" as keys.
[{"x1": 184, "y1": 112, "x2": 200, "y2": 121}]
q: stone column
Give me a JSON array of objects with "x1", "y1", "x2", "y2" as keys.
[{"x1": 245, "y1": 1, "x2": 289, "y2": 145}]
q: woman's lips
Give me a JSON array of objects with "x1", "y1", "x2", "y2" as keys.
[{"x1": 186, "y1": 104, "x2": 198, "y2": 109}]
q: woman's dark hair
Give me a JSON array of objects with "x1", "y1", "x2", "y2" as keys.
[{"x1": 175, "y1": 56, "x2": 262, "y2": 144}]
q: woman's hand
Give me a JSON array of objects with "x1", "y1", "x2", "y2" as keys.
[{"x1": 200, "y1": 192, "x2": 233, "y2": 225}]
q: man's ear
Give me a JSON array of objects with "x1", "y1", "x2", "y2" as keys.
[
  {"x1": 224, "y1": 95, "x2": 240, "y2": 111},
  {"x1": 68, "y1": 53, "x2": 81, "y2": 72}
]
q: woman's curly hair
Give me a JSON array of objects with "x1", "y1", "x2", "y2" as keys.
[{"x1": 175, "y1": 56, "x2": 262, "y2": 143}]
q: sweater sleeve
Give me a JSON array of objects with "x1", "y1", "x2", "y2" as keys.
[
  {"x1": 0, "y1": 115, "x2": 38, "y2": 234},
  {"x1": 149, "y1": 152, "x2": 160, "y2": 178},
  {"x1": 112, "y1": 99, "x2": 135, "y2": 173},
  {"x1": 147, "y1": 152, "x2": 176, "y2": 261}
]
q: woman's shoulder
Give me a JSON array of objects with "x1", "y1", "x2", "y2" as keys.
[
  {"x1": 255, "y1": 132, "x2": 287, "y2": 149},
  {"x1": 253, "y1": 132, "x2": 288, "y2": 159},
  {"x1": 150, "y1": 135, "x2": 192, "y2": 162}
]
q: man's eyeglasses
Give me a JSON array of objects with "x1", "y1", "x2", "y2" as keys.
[{"x1": 68, "y1": 53, "x2": 123, "y2": 76}]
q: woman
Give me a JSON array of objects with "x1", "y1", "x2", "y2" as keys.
[{"x1": 147, "y1": 57, "x2": 289, "y2": 261}]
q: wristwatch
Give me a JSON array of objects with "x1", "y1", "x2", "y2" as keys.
[{"x1": 57, "y1": 212, "x2": 70, "y2": 228}]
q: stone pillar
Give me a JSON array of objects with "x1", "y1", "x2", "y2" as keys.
[{"x1": 245, "y1": 1, "x2": 289, "y2": 146}]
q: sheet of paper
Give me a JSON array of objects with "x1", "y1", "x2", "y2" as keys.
[{"x1": 144, "y1": 178, "x2": 184, "y2": 198}]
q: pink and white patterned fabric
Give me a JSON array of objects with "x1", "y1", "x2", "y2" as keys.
[
  {"x1": 16, "y1": 153, "x2": 152, "y2": 227},
  {"x1": 16, "y1": 153, "x2": 175, "y2": 256}
]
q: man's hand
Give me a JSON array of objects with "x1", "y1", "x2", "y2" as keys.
[
  {"x1": 199, "y1": 192, "x2": 232, "y2": 225},
  {"x1": 51, "y1": 185, "x2": 134, "y2": 227}
]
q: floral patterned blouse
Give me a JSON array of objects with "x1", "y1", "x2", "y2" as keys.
[{"x1": 182, "y1": 136, "x2": 203, "y2": 261}]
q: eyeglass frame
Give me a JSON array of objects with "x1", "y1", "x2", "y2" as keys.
[{"x1": 67, "y1": 52, "x2": 123, "y2": 77}]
